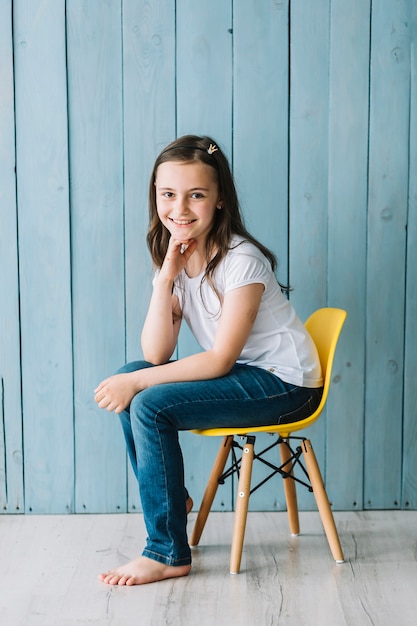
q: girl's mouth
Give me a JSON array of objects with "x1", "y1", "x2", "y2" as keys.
[{"x1": 169, "y1": 218, "x2": 196, "y2": 225}]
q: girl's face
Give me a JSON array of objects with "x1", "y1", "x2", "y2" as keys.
[{"x1": 155, "y1": 160, "x2": 222, "y2": 248}]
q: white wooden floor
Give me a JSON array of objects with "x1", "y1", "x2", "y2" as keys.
[{"x1": 1, "y1": 510, "x2": 416, "y2": 625}]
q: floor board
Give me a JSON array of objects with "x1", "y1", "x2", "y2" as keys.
[{"x1": 0, "y1": 511, "x2": 416, "y2": 625}]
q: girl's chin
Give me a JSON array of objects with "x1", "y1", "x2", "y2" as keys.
[{"x1": 170, "y1": 227, "x2": 196, "y2": 238}]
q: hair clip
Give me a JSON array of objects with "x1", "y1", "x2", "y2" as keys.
[{"x1": 207, "y1": 143, "x2": 218, "y2": 155}]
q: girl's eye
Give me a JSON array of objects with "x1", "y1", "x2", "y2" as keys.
[
  {"x1": 163, "y1": 192, "x2": 174, "y2": 198},
  {"x1": 191, "y1": 192, "x2": 204, "y2": 199}
]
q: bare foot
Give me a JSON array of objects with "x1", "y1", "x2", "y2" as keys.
[
  {"x1": 98, "y1": 555, "x2": 191, "y2": 586},
  {"x1": 186, "y1": 496, "x2": 193, "y2": 514}
]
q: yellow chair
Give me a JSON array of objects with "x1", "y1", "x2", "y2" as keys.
[{"x1": 190, "y1": 307, "x2": 347, "y2": 574}]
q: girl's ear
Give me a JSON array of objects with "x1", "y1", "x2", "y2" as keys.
[{"x1": 216, "y1": 196, "x2": 224, "y2": 210}]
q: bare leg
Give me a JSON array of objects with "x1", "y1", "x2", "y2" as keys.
[{"x1": 98, "y1": 556, "x2": 191, "y2": 586}]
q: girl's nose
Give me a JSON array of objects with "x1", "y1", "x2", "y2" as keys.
[{"x1": 174, "y1": 196, "x2": 189, "y2": 214}]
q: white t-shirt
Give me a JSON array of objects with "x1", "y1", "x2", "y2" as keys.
[{"x1": 163, "y1": 237, "x2": 322, "y2": 388}]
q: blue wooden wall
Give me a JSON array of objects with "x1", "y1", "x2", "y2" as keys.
[{"x1": 1, "y1": 0, "x2": 416, "y2": 515}]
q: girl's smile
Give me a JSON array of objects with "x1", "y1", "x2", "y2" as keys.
[
  {"x1": 169, "y1": 218, "x2": 197, "y2": 226},
  {"x1": 155, "y1": 161, "x2": 222, "y2": 249}
]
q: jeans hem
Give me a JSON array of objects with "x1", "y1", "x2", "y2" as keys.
[{"x1": 142, "y1": 548, "x2": 192, "y2": 567}]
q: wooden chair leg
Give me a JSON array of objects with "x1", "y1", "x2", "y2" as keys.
[
  {"x1": 230, "y1": 436, "x2": 255, "y2": 574},
  {"x1": 189, "y1": 435, "x2": 234, "y2": 547},
  {"x1": 279, "y1": 438, "x2": 300, "y2": 536},
  {"x1": 301, "y1": 439, "x2": 344, "y2": 563}
]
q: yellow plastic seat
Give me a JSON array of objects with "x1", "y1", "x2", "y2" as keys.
[{"x1": 190, "y1": 307, "x2": 347, "y2": 574}]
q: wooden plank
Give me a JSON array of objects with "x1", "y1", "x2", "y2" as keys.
[
  {"x1": 0, "y1": 0, "x2": 24, "y2": 513},
  {"x1": 289, "y1": 0, "x2": 331, "y2": 318},
  {"x1": 325, "y1": 0, "x2": 371, "y2": 510},
  {"x1": 289, "y1": 0, "x2": 331, "y2": 509},
  {"x1": 364, "y1": 0, "x2": 410, "y2": 509},
  {"x1": 233, "y1": 0, "x2": 290, "y2": 511},
  {"x1": 13, "y1": 0, "x2": 74, "y2": 513},
  {"x1": 403, "y1": 0, "x2": 417, "y2": 509},
  {"x1": 234, "y1": 0, "x2": 289, "y2": 284},
  {"x1": 122, "y1": 0, "x2": 177, "y2": 511},
  {"x1": 176, "y1": 0, "x2": 232, "y2": 143},
  {"x1": 66, "y1": 0, "x2": 126, "y2": 513},
  {"x1": 175, "y1": 1, "x2": 234, "y2": 511}
]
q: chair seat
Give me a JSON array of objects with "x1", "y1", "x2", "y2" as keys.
[{"x1": 191, "y1": 413, "x2": 316, "y2": 439}]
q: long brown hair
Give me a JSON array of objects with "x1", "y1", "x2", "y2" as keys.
[{"x1": 147, "y1": 135, "x2": 280, "y2": 298}]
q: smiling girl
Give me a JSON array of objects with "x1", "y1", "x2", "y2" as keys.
[{"x1": 94, "y1": 135, "x2": 323, "y2": 585}]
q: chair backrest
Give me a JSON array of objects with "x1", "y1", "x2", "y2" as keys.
[{"x1": 304, "y1": 307, "x2": 347, "y2": 405}]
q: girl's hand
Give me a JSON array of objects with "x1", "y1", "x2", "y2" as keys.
[
  {"x1": 159, "y1": 237, "x2": 197, "y2": 282},
  {"x1": 94, "y1": 372, "x2": 139, "y2": 414}
]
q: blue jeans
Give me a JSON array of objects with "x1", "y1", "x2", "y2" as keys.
[{"x1": 116, "y1": 361, "x2": 323, "y2": 567}]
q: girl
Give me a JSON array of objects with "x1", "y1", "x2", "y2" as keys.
[{"x1": 94, "y1": 135, "x2": 323, "y2": 586}]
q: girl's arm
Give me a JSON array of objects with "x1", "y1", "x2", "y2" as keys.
[
  {"x1": 141, "y1": 236, "x2": 197, "y2": 364},
  {"x1": 140, "y1": 273, "x2": 182, "y2": 364},
  {"x1": 95, "y1": 281, "x2": 264, "y2": 413}
]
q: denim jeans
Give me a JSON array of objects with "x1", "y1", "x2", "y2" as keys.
[{"x1": 116, "y1": 360, "x2": 323, "y2": 567}]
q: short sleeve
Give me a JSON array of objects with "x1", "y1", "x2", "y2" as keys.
[{"x1": 221, "y1": 244, "x2": 271, "y2": 293}]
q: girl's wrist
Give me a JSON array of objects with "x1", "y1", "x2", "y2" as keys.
[
  {"x1": 155, "y1": 271, "x2": 174, "y2": 287},
  {"x1": 130, "y1": 369, "x2": 149, "y2": 393}
]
